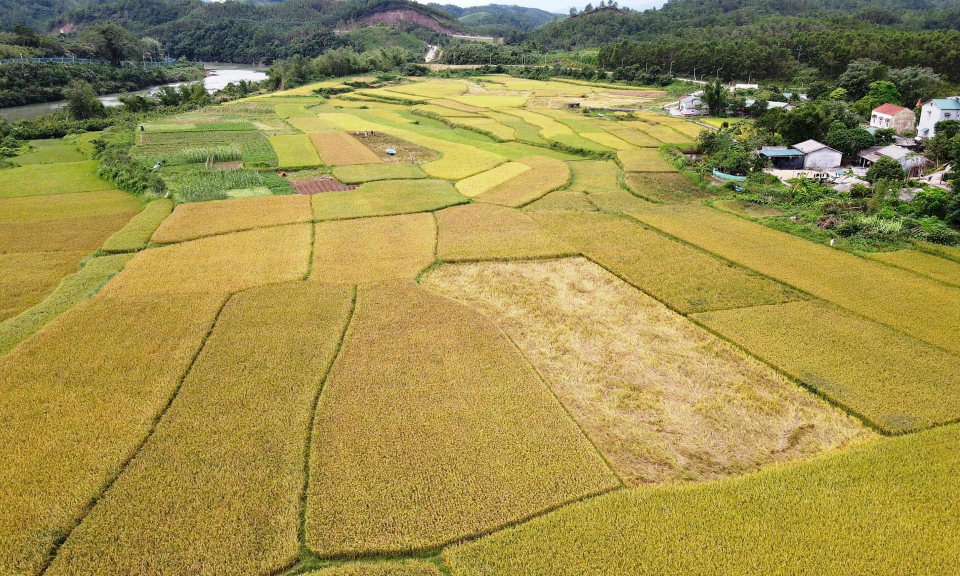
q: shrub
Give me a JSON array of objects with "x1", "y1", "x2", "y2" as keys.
[{"x1": 865, "y1": 156, "x2": 906, "y2": 183}]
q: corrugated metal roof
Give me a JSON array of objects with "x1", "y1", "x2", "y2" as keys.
[
  {"x1": 792, "y1": 139, "x2": 838, "y2": 154},
  {"x1": 873, "y1": 103, "x2": 909, "y2": 116},
  {"x1": 760, "y1": 149, "x2": 805, "y2": 157},
  {"x1": 931, "y1": 98, "x2": 960, "y2": 110}
]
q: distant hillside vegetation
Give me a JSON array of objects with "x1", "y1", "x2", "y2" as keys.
[
  {"x1": 430, "y1": 4, "x2": 562, "y2": 30},
  {"x1": 2, "y1": 0, "x2": 457, "y2": 62}
]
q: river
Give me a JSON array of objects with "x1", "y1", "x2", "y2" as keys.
[{"x1": 0, "y1": 62, "x2": 268, "y2": 122}]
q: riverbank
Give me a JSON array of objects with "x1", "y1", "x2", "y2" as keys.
[{"x1": 0, "y1": 63, "x2": 267, "y2": 123}]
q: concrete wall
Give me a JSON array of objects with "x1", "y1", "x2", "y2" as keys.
[{"x1": 803, "y1": 149, "x2": 842, "y2": 169}]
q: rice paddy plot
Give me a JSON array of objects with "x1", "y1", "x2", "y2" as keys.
[
  {"x1": 100, "y1": 224, "x2": 311, "y2": 297},
  {"x1": 271, "y1": 134, "x2": 323, "y2": 169},
  {"x1": 625, "y1": 120, "x2": 692, "y2": 145},
  {"x1": 0, "y1": 250, "x2": 87, "y2": 321},
  {"x1": 331, "y1": 163, "x2": 427, "y2": 183},
  {"x1": 474, "y1": 156, "x2": 571, "y2": 207},
  {"x1": 437, "y1": 204, "x2": 574, "y2": 261},
  {"x1": 47, "y1": 283, "x2": 353, "y2": 576},
  {"x1": 310, "y1": 132, "x2": 381, "y2": 166},
  {"x1": 305, "y1": 282, "x2": 619, "y2": 556},
  {"x1": 394, "y1": 131, "x2": 505, "y2": 181},
  {"x1": 391, "y1": 80, "x2": 468, "y2": 98},
  {"x1": 451, "y1": 117, "x2": 515, "y2": 141},
  {"x1": 588, "y1": 187, "x2": 655, "y2": 214},
  {"x1": 523, "y1": 190, "x2": 596, "y2": 212},
  {"x1": 617, "y1": 148, "x2": 675, "y2": 172},
  {"x1": 445, "y1": 423, "x2": 960, "y2": 576},
  {"x1": 0, "y1": 161, "x2": 108, "y2": 197},
  {"x1": 311, "y1": 179, "x2": 467, "y2": 221},
  {"x1": 275, "y1": 103, "x2": 321, "y2": 119},
  {"x1": 867, "y1": 250, "x2": 960, "y2": 287},
  {"x1": 0, "y1": 211, "x2": 136, "y2": 254},
  {"x1": 449, "y1": 95, "x2": 529, "y2": 108},
  {"x1": 311, "y1": 213, "x2": 435, "y2": 283},
  {"x1": 134, "y1": 131, "x2": 269, "y2": 164},
  {"x1": 533, "y1": 211, "x2": 804, "y2": 314},
  {"x1": 102, "y1": 199, "x2": 174, "y2": 253},
  {"x1": 693, "y1": 299, "x2": 960, "y2": 433},
  {"x1": 913, "y1": 240, "x2": 960, "y2": 263},
  {"x1": 626, "y1": 172, "x2": 708, "y2": 202},
  {"x1": 629, "y1": 202, "x2": 960, "y2": 355},
  {"x1": 415, "y1": 104, "x2": 481, "y2": 118},
  {"x1": 0, "y1": 293, "x2": 225, "y2": 576},
  {"x1": 659, "y1": 118, "x2": 704, "y2": 139},
  {"x1": 602, "y1": 125, "x2": 662, "y2": 147},
  {"x1": 579, "y1": 131, "x2": 633, "y2": 150},
  {"x1": 566, "y1": 160, "x2": 620, "y2": 194},
  {"x1": 424, "y1": 259, "x2": 870, "y2": 486},
  {"x1": 0, "y1": 190, "x2": 139, "y2": 222},
  {"x1": 455, "y1": 162, "x2": 530, "y2": 198},
  {"x1": 14, "y1": 139, "x2": 87, "y2": 165},
  {"x1": 153, "y1": 195, "x2": 312, "y2": 244},
  {"x1": 0, "y1": 254, "x2": 133, "y2": 355},
  {"x1": 302, "y1": 561, "x2": 443, "y2": 576},
  {"x1": 483, "y1": 111, "x2": 546, "y2": 144}
]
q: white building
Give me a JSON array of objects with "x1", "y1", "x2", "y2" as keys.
[
  {"x1": 678, "y1": 91, "x2": 706, "y2": 116},
  {"x1": 870, "y1": 103, "x2": 916, "y2": 134},
  {"x1": 917, "y1": 97, "x2": 960, "y2": 138},
  {"x1": 792, "y1": 139, "x2": 842, "y2": 169}
]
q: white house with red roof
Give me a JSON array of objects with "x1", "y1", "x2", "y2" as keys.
[{"x1": 870, "y1": 103, "x2": 916, "y2": 134}]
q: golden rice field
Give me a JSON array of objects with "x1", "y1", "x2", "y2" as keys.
[
  {"x1": 532, "y1": 211, "x2": 803, "y2": 314},
  {"x1": 305, "y1": 282, "x2": 618, "y2": 557},
  {"x1": 2, "y1": 76, "x2": 957, "y2": 576},
  {"x1": 866, "y1": 249, "x2": 960, "y2": 287},
  {"x1": 311, "y1": 214, "x2": 436, "y2": 284},
  {"x1": 310, "y1": 132, "x2": 382, "y2": 166},
  {"x1": 436, "y1": 204, "x2": 574, "y2": 262},
  {"x1": 152, "y1": 195, "x2": 312, "y2": 244},
  {"x1": 629, "y1": 202, "x2": 960, "y2": 354},
  {"x1": 474, "y1": 156, "x2": 571, "y2": 207},
  {"x1": 46, "y1": 283, "x2": 353, "y2": 576}
]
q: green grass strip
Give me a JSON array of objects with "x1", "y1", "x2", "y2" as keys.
[
  {"x1": 102, "y1": 199, "x2": 174, "y2": 253},
  {"x1": 0, "y1": 254, "x2": 133, "y2": 355}
]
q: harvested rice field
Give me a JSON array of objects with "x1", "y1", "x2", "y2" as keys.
[
  {"x1": 423, "y1": 259, "x2": 870, "y2": 485},
  {"x1": 3, "y1": 76, "x2": 957, "y2": 576}
]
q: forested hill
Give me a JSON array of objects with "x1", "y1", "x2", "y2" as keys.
[
  {"x1": 429, "y1": 4, "x2": 563, "y2": 30},
  {"x1": 515, "y1": 0, "x2": 960, "y2": 82},
  {"x1": 1, "y1": 0, "x2": 458, "y2": 62}
]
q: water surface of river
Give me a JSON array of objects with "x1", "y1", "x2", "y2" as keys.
[{"x1": 0, "y1": 62, "x2": 268, "y2": 122}]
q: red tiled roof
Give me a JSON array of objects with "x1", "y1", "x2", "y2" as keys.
[{"x1": 873, "y1": 103, "x2": 909, "y2": 116}]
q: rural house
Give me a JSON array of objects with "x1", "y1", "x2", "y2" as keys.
[
  {"x1": 870, "y1": 103, "x2": 916, "y2": 134},
  {"x1": 917, "y1": 97, "x2": 960, "y2": 138},
  {"x1": 858, "y1": 145, "x2": 929, "y2": 178},
  {"x1": 792, "y1": 139, "x2": 842, "y2": 169},
  {"x1": 678, "y1": 92, "x2": 706, "y2": 116},
  {"x1": 759, "y1": 146, "x2": 805, "y2": 170}
]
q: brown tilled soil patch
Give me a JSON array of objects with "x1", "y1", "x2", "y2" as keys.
[
  {"x1": 356, "y1": 133, "x2": 439, "y2": 163},
  {"x1": 213, "y1": 161, "x2": 243, "y2": 171},
  {"x1": 292, "y1": 177, "x2": 356, "y2": 195}
]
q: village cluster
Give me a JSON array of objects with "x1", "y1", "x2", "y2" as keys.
[{"x1": 676, "y1": 88, "x2": 958, "y2": 190}]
